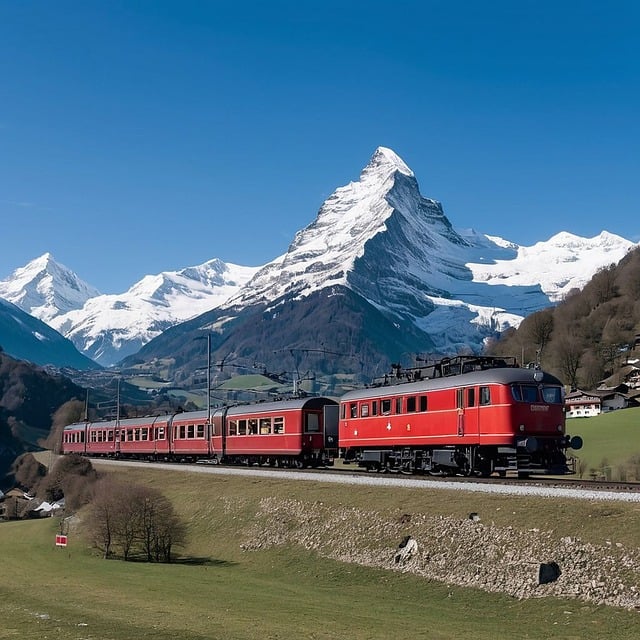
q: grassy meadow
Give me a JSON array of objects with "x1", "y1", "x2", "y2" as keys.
[
  {"x1": 566, "y1": 406, "x2": 640, "y2": 479},
  {"x1": 2, "y1": 465, "x2": 640, "y2": 639}
]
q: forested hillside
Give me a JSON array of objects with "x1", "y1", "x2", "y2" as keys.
[
  {"x1": 0, "y1": 349, "x2": 84, "y2": 486},
  {"x1": 487, "y1": 246, "x2": 640, "y2": 389}
]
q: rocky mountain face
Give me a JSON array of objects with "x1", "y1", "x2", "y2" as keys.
[
  {"x1": 0, "y1": 147, "x2": 636, "y2": 383},
  {"x1": 0, "y1": 298, "x2": 97, "y2": 371}
]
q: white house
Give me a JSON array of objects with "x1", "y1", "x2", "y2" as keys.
[{"x1": 565, "y1": 390, "x2": 602, "y2": 418}]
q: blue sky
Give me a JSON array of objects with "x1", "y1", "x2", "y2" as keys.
[{"x1": 1, "y1": 1, "x2": 638, "y2": 293}]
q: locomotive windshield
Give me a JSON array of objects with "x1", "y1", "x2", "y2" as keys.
[
  {"x1": 541, "y1": 385, "x2": 564, "y2": 404},
  {"x1": 511, "y1": 384, "x2": 564, "y2": 404}
]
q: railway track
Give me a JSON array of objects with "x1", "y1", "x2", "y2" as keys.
[{"x1": 92, "y1": 457, "x2": 640, "y2": 501}]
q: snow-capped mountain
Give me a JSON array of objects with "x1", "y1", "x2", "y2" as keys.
[
  {"x1": 466, "y1": 230, "x2": 633, "y2": 302},
  {"x1": 220, "y1": 147, "x2": 636, "y2": 353},
  {"x1": 0, "y1": 253, "x2": 100, "y2": 323},
  {"x1": 0, "y1": 254, "x2": 259, "y2": 367},
  {"x1": 47, "y1": 259, "x2": 260, "y2": 366}
]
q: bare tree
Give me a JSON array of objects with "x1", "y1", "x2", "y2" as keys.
[
  {"x1": 520, "y1": 308, "x2": 554, "y2": 359},
  {"x1": 86, "y1": 477, "x2": 185, "y2": 562},
  {"x1": 87, "y1": 476, "x2": 128, "y2": 558},
  {"x1": 553, "y1": 332, "x2": 583, "y2": 389}
]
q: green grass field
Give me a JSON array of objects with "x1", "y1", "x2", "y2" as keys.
[
  {"x1": 566, "y1": 406, "x2": 640, "y2": 479},
  {"x1": 2, "y1": 466, "x2": 640, "y2": 639}
]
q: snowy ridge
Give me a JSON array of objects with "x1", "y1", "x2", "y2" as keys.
[
  {"x1": 49, "y1": 259, "x2": 260, "y2": 366},
  {"x1": 466, "y1": 231, "x2": 635, "y2": 302}
]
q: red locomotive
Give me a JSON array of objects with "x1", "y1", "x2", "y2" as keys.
[
  {"x1": 62, "y1": 356, "x2": 582, "y2": 477},
  {"x1": 339, "y1": 356, "x2": 582, "y2": 477}
]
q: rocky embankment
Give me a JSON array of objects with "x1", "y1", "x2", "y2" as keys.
[{"x1": 238, "y1": 497, "x2": 640, "y2": 611}]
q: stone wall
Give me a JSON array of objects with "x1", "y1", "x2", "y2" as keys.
[{"x1": 236, "y1": 496, "x2": 640, "y2": 611}]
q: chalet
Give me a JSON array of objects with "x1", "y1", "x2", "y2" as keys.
[{"x1": 565, "y1": 390, "x2": 602, "y2": 418}]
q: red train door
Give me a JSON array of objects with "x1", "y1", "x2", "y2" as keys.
[
  {"x1": 457, "y1": 387, "x2": 480, "y2": 440},
  {"x1": 463, "y1": 386, "x2": 480, "y2": 440}
]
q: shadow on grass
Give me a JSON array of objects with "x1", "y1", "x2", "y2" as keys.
[
  {"x1": 172, "y1": 556, "x2": 237, "y2": 567},
  {"x1": 109, "y1": 555, "x2": 238, "y2": 567}
]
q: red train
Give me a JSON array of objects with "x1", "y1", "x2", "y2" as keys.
[
  {"x1": 62, "y1": 356, "x2": 583, "y2": 477},
  {"x1": 63, "y1": 397, "x2": 339, "y2": 468}
]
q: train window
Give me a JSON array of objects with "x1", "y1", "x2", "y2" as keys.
[
  {"x1": 395, "y1": 398, "x2": 402, "y2": 414},
  {"x1": 511, "y1": 385, "x2": 539, "y2": 403},
  {"x1": 248, "y1": 419, "x2": 258, "y2": 434},
  {"x1": 141, "y1": 428, "x2": 148, "y2": 441},
  {"x1": 420, "y1": 395, "x2": 427, "y2": 412},
  {"x1": 480, "y1": 386, "x2": 491, "y2": 405},
  {"x1": 197, "y1": 424, "x2": 205, "y2": 438},
  {"x1": 542, "y1": 386, "x2": 563, "y2": 404},
  {"x1": 361, "y1": 404, "x2": 369, "y2": 417},
  {"x1": 340, "y1": 404, "x2": 346, "y2": 419},
  {"x1": 90, "y1": 431, "x2": 96, "y2": 442},
  {"x1": 274, "y1": 417, "x2": 284, "y2": 434},
  {"x1": 456, "y1": 388, "x2": 464, "y2": 409},
  {"x1": 238, "y1": 419, "x2": 247, "y2": 435},
  {"x1": 178, "y1": 425, "x2": 186, "y2": 439},
  {"x1": 228, "y1": 420, "x2": 237, "y2": 435},
  {"x1": 187, "y1": 424, "x2": 194, "y2": 439},
  {"x1": 350, "y1": 403, "x2": 357, "y2": 418},
  {"x1": 157, "y1": 427, "x2": 165, "y2": 440},
  {"x1": 406, "y1": 396, "x2": 417, "y2": 412},
  {"x1": 382, "y1": 399, "x2": 391, "y2": 415},
  {"x1": 467, "y1": 388, "x2": 475, "y2": 408},
  {"x1": 260, "y1": 418, "x2": 272, "y2": 434},
  {"x1": 306, "y1": 413, "x2": 320, "y2": 432},
  {"x1": 372, "y1": 400, "x2": 378, "y2": 416}
]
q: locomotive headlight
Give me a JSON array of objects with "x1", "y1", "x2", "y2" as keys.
[
  {"x1": 519, "y1": 424, "x2": 525, "y2": 432},
  {"x1": 533, "y1": 371, "x2": 544, "y2": 382}
]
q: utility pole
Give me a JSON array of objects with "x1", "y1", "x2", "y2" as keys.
[{"x1": 207, "y1": 333, "x2": 212, "y2": 421}]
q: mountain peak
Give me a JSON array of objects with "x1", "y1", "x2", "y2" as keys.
[
  {"x1": 361, "y1": 146, "x2": 414, "y2": 180},
  {"x1": 0, "y1": 254, "x2": 100, "y2": 323}
]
